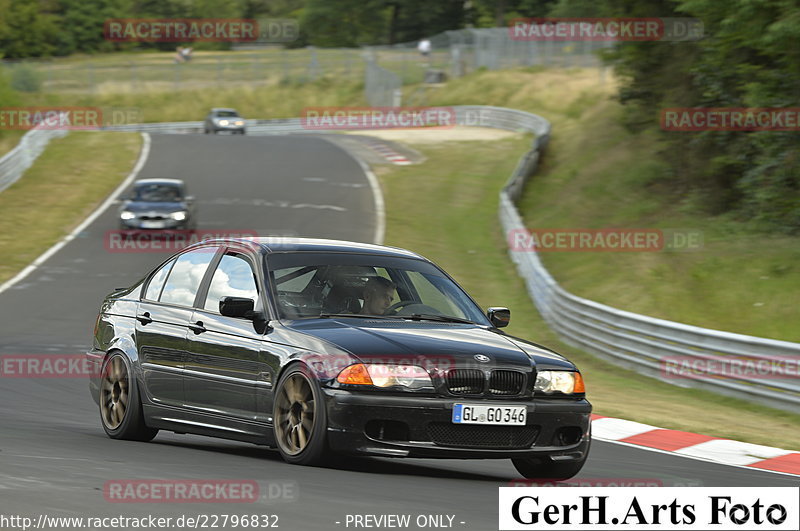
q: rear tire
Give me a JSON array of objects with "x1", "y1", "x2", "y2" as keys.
[
  {"x1": 273, "y1": 364, "x2": 331, "y2": 466},
  {"x1": 99, "y1": 352, "x2": 158, "y2": 442}
]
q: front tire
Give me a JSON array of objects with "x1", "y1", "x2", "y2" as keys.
[
  {"x1": 99, "y1": 352, "x2": 158, "y2": 442},
  {"x1": 273, "y1": 364, "x2": 331, "y2": 466}
]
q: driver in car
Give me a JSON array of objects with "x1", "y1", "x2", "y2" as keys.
[{"x1": 361, "y1": 277, "x2": 396, "y2": 315}]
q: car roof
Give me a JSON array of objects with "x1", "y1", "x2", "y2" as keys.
[
  {"x1": 193, "y1": 237, "x2": 425, "y2": 259},
  {"x1": 134, "y1": 178, "x2": 184, "y2": 187},
  {"x1": 210, "y1": 108, "x2": 238, "y2": 113}
]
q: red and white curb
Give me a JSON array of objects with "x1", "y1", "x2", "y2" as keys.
[
  {"x1": 591, "y1": 414, "x2": 800, "y2": 476},
  {"x1": 360, "y1": 138, "x2": 412, "y2": 165}
]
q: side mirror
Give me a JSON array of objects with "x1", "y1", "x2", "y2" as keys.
[
  {"x1": 487, "y1": 307, "x2": 510, "y2": 328},
  {"x1": 220, "y1": 296, "x2": 255, "y2": 318}
]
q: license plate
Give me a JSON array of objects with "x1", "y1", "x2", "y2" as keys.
[
  {"x1": 452, "y1": 404, "x2": 527, "y2": 425},
  {"x1": 140, "y1": 221, "x2": 165, "y2": 229}
]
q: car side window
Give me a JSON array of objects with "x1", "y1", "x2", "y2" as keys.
[
  {"x1": 203, "y1": 253, "x2": 260, "y2": 313},
  {"x1": 143, "y1": 258, "x2": 176, "y2": 301},
  {"x1": 159, "y1": 248, "x2": 218, "y2": 307}
]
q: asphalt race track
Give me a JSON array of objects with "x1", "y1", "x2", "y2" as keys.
[{"x1": 0, "y1": 133, "x2": 795, "y2": 529}]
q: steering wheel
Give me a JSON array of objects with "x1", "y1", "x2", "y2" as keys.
[
  {"x1": 385, "y1": 300, "x2": 440, "y2": 316},
  {"x1": 385, "y1": 300, "x2": 417, "y2": 314}
]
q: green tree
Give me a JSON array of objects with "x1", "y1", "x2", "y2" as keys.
[
  {"x1": 0, "y1": 0, "x2": 58, "y2": 58},
  {"x1": 300, "y1": 0, "x2": 389, "y2": 47}
]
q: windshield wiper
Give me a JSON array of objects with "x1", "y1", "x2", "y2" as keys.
[
  {"x1": 318, "y1": 313, "x2": 405, "y2": 320},
  {"x1": 318, "y1": 313, "x2": 477, "y2": 324},
  {"x1": 405, "y1": 314, "x2": 476, "y2": 324}
]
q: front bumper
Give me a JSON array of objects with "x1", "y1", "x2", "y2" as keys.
[
  {"x1": 120, "y1": 218, "x2": 190, "y2": 230},
  {"x1": 212, "y1": 124, "x2": 245, "y2": 132},
  {"x1": 324, "y1": 389, "x2": 591, "y2": 459}
]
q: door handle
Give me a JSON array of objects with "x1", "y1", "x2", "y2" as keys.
[
  {"x1": 136, "y1": 312, "x2": 152, "y2": 325},
  {"x1": 188, "y1": 321, "x2": 207, "y2": 334}
]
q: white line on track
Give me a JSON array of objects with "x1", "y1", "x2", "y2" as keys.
[
  {"x1": 0, "y1": 132, "x2": 151, "y2": 296},
  {"x1": 319, "y1": 136, "x2": 385, "y2": 245}
]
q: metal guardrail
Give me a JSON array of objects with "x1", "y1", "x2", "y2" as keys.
[
  {"x1": 3, "y1": 104, "x2": 796, "y2": 411},
  {"x1": 0, "y1": 125, "x2": 69, "y2": 193},
  {"x1": 459, "y1": 105, "x2": 800, "y2": 413},
  {"x1": 99, "y1": 118, "x2": 310, "y2": 135}
]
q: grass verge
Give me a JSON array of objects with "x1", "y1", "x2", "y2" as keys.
[
  {"x1": 20, "y1": 77, "x2": 365, "y2": 124},
  {"x1": 0, "y1": 131, "x2": 26, "y2": 158},
  {"x1": 0, "y1": 132, "x2": 142, "y2": 284},
  {"x1": 424, "y1": 67, "x2": 800, "y2": 341},
  {"x1": 376, "y1": 134, "x2": 800, "y2": 450}
]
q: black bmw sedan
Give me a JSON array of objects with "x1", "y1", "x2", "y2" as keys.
[{"x1": 87, "y1": 238, "x2": 591, "y2": 479}]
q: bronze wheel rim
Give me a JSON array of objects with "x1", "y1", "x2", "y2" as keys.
[
  {"x1": 275, "y1": 373, "x2": 315, "y2": 456},
  {"x1": 100, "y1": 356, "x2": 129, "y2": 430}
]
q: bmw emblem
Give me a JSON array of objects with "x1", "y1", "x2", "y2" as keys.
[{"x1": 474, "y1": 354, "x2": 491, "y2": 363}]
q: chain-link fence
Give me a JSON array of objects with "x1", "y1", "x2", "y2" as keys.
[
  {"x1": 364, "y1": 27, "x2": 613, "y2": 109},
  {"x1": 0, "y1": 48, "x2": 365, "y2": 94},
  {"x1": 2, "y1": 27, "x2": 611, "y2": 103}
]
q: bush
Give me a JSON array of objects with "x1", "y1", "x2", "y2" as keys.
[{"x1": 10, "y1": 64, "x2": 42, "y2": 92}]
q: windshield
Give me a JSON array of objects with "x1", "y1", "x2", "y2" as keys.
[
  {"x1": 215, "y1": 111, "x2": 239, "y2": 117},
  {"x1": 132, "y1": 183, "x2": 183, "y2": 202},
  {"x1": 266, "y1": 253, "x2": 489, "y2": 324}
]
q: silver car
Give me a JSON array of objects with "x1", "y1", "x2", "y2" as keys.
[{"x1": 204, "y1": 108, "x2": 246, "y2": 135}]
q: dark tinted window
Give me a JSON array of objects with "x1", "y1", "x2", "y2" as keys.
[
  {"x1": 133, "y1": 183, "x2": 182, "y2": 202},
  {"x1": 267, "y1": 253, "x2": 488, "y2": 323}
]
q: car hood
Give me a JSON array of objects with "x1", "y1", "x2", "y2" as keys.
[
  {"x1": 121, "y1": 201, "x2": 187, "y2": 213},
  {"x1": 288, "y1": 319, "x2": 576, "y2": 371}
]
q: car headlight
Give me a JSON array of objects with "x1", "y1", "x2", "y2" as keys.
[
  {"x1": 337, "y1": 363, "x2": 432, "y2": 390},
  {"x1": 534, "y1": 370, "x2": 585, "y2": 394},
  {"x1": 218, "y1": 119, "x2": 229, "y2": 126},
  {"x1": 170, "y1": 211, "x2": 187, "y2": 221},
  {"x1": 120, "y1": 211, "x2": 136, "y2": 220},
  {"x1": 234, "y1": 120, "x2": 244, "y2": 126}
]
